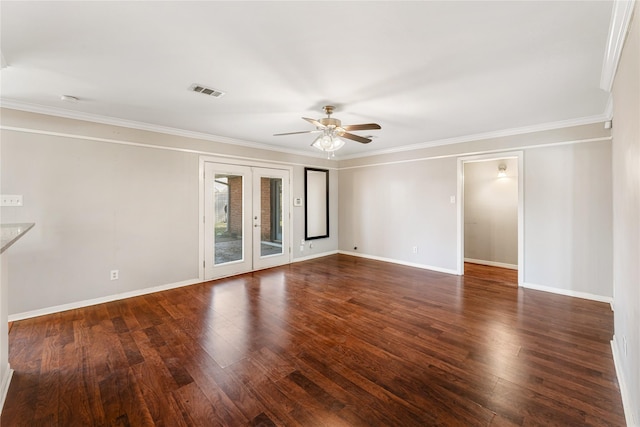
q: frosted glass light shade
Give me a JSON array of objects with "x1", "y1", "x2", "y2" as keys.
[{"x1": 312, "y1": 134, "x2": 345, "y2": 152}]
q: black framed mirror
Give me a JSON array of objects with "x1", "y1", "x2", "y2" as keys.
[{"x1": 304, "y1": 167, "x2": 329, "y2": 240}]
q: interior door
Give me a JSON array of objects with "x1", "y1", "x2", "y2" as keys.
[{"x1": 203, "y1": 162, "x2": 290, "y2": 280}]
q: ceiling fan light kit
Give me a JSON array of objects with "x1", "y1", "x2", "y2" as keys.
[
  {"x1": 311, "y1": 133, "x2": 346, "y2": 156},
  {"x1": 274, "y1": 105, "x2": 381, "y2": 157}
]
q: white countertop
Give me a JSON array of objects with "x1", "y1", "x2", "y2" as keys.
[{"x1": 1, "y1": 223, "x2": 35, "y2": 254}]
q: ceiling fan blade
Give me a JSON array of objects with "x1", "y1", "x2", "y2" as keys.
[
  {"x1": 302, "y1": 117, "x2": 326, "y2": 128},
  {"x1": 341, "y1": 123, "x2": 381, "y2": 131},
  {"x1": 273, "y1": 130, "x2": 322, "y2": 136},
  {"x1": 339, "y1": 132, "x2": 371, "y2": 144}
]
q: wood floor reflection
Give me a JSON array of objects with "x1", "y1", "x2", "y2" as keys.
[
  {"x1": 2, "y1": 254, "x2": 624, "y2": 426},
  {"x1": 464, "y1": 262, "x2": 518, "y2": 285}
]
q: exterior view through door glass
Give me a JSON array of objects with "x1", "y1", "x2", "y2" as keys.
[
  {"x1": 259, "y1": 177, "x2": 282, "y2": 257},
  {"x1": 214, "y1": 173, "x2": 244, "y2": 264},
  {"x1": 204, "y1": 162, "x2": 290, "y2": 280}
]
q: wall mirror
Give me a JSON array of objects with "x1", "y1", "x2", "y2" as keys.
[{"x1": 304, "y1": 167, "x2": 329, "y2": 240}]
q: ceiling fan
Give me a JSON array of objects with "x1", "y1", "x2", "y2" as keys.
[{"x1": 274, "y1": 105, "x2": 381, "y2": 155}]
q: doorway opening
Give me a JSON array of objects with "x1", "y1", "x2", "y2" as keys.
[{"x1": 457, "y1": 152, "x2": 523, "y2": 285}]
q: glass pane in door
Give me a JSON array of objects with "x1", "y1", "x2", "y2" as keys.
[
  {"x1": 214, "y1": 174, "x2": 244, "y2": 264},
  {"x1": 260, "y1": 177, "x2": 283, "y2": 257}
]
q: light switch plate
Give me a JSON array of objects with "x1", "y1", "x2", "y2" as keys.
[
  {"x1": 294, "y1": 197, "x2": 303, "y2": 207},
  {"x1": 1, "y1": 195, "x2": 23, "y2": 206}
]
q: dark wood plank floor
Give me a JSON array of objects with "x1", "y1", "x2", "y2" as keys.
[
  {"x1": 2, "y1": 254, "x2": 625, "y2": 426},
  {"x1": 464, "y1": 262, "x2": 518, "y2": 285}
]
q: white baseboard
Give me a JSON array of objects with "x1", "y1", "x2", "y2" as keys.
[
  {"x1": 8, "y1": 278, "x2": 202, "y2": 322},
  {"x1": 7, "y1": 254, "x2": 339, "y2": 321},
  {"x1": 0, "y1": 364, "x2": 13, "y2": 415},
  {"x1": 521, "y1": 282, "x2": 613, "y2": 304},
  {"x1": 293, "y1": 250, "x2": 339, "y2": 263},
  {"x1": 611, "y1": 337, "x2": 637, "y2": 427},
  {"x1": 338, "y1": 250, "x2": 459, "y2": 275},
  {"x1": 7, "y1": 253, "x2": 340, "y2": 321},
  {"x1": 464, "y1": 258, "x2": 518, "y2": 270}
]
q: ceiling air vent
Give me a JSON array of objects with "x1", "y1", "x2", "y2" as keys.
[{"x1": 189, "y1": 84, "x2": 225, "y2": 98}]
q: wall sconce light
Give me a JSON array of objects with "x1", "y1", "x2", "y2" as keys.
[{"x1": 498, "y1": 164, "x2": 507, "y2": 178}]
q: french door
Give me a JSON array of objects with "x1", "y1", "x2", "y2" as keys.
[{"x1": 203, "y1": 162, "x2": 290, "y2": 280}]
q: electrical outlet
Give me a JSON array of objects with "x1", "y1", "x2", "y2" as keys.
[
  {"x1": 299, "y1": 245, "x2": 304, "y2": 252},
  {"x1": 412, "y1": 246, "x2": 418, "y2": 254},
  {"x1": 623, "y1": 336, "x2": 628, "y2": 356},
  {"x1": 110, "y1": 270, "x2": 119, "y2": 280},
  {"x1": 1, "y1": 194, "x2": 23, "y2": 206}
]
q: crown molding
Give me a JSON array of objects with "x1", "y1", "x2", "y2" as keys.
[
  {"x1": 338, "y1": 137, "x2": 610, "y2": 171},
  {"x1": 600, "y1": 0, "x2": 636, "y2": 92},
  {"x1": 337, "y1": 113, "x2": 610, "y2": 161},
  {"x1": 0, "y1": 99, "x2": 329, "y2": 160},
  {"x1": 604, "y1": 94, "x2": 614, "y2": 120},
  {"x1": 0, "y1": 99, "x2": 610, "y2": 163}
]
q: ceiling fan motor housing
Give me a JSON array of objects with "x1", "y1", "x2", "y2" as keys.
[{"x1": 319, "y1": 117, "x2": 341, "y2": 129}]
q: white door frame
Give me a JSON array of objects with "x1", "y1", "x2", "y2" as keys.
[
  {"x1": 199, "y1": 156, "x2": 293, "y2": 281},
  {"x1": 457, "y1": 151, "x2": 524, "y2": 285}
]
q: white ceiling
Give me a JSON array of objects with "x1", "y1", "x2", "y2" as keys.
[{"x1": 0, "y1": 1, "x2": 613, "y2": 159}]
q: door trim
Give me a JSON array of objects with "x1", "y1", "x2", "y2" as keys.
[{"x1": 457, "y1": 151, "x2": 524, "y2": 285}]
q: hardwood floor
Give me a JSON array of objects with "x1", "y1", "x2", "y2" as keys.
[
  {"x1": 2, "y1": 254, "x2": 625, "y2": 426},
  {"x1": 464, "y1": 262, "x2": 518, "y2": 285}
]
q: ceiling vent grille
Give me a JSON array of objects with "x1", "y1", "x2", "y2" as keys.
[{"x1": 189, "y1": 84, "x2": 225, "y2": 98}]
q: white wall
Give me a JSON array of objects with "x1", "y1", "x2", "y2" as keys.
[
  {"x1": 524, "y1": 141, "x2": 612, "y2": 297},
  {"x1": 339, "y1": 158, "x2": 458, "y2": 272},
  {"x1": 0, "y1": 109, "x2": 338, "y2": 317},
  {"x1": 464, "y1": 158, "x2": 518, "y2": 267},
  {"x1": 338, "y1": 124, "x2": 613, "y2": 300},
  {"x1": 2, "y1": 110, "x2": 615, "y2": 315},
  {"x1": 611, "y1": 3, "x2": 639, "y2": 424},
  {"x1": 1, "y1": 130, "x2": 199, "y2": 314}
]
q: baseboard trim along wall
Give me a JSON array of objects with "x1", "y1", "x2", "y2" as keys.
[
  {"x1": 8, "y1": 278, "x2": 202, "y2": 322},
  {"x1": 521, "y1": 282, "x2": 613, "y2": 304},
  {"x1": 9, "y1": 253, "x2": 340, "y2": 321},
  {"x1": 0, "y1": 364, "x2": 14, "y2": 415},
  {"x1": 336, "y1": 253, "x2": 612, "y2": 304},
  {"x1": 464, "y1": 258, "x2": 518, "y2": 270},
  {"x1": 338, "y1": 250, "x2": 459, "y2": 275},
  {"x1": 611, "y1": 336, "x2": 636, "y2": 427},
  {"x1": 8, "y1": 256, "x2": 613, "y2": 321},
  {"x1": 293, "y1": 250, "x2": 340, "y2": 263}
]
